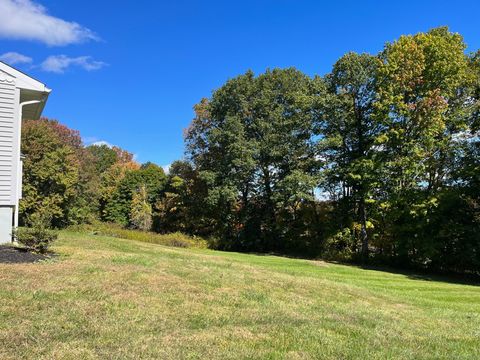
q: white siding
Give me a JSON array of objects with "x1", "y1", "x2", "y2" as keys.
[
  {"x1": 0, "y1": 63, "x2": 50, "y2": 242},
  {"x1": 0, "y1": 72, "x2": 17, "y2": 206},
  {"x1": 0, "y1": 207, "x2": 13, "y2": 244}
]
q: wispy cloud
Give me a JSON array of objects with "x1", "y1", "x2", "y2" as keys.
[
  {"x1": 0, "y1": 0, "x2": 99, "y2": 46},
  {"x1": 90, "y1": 140, "x2": 114, "y2": 148},
  {"x1": 0, "y1": 51, "x2": 33, "y2": 65},
  {"x1": 40, "y1": 55, "x2": 107, "y2": 73}
]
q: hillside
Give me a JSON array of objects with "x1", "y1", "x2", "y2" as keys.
[{"x1": 0, "y1": 231, "x2": 479, "y2": 359}]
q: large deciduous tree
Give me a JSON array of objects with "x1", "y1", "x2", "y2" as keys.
[
  {"x1": 186, "y1": 68, "x2": 318, "y2": 252},
  {"x1": 317, "y1": 53, "x2": 380, "y2": 260},
  {"x1": 21, "y1": 119, "x2": 83, "y2": 227},
  {"x1": 374, "y1": 27, "x2": 474, "y2": 265}
]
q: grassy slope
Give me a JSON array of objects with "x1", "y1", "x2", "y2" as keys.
[{"x1": 0, "y1": 231, "x2": 479, "y2": 360}]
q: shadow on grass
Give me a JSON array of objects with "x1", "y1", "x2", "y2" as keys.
[
  {"x1": 237, "y1": 249, "x2": 480, "y2": 286},
  {"x1": 343, "y1": 262, "x2": 480, "y2": 286}
]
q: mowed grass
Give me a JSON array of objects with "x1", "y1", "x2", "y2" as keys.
[{"x1": 0, "y1": 231, "x2": 479, "y2": 359}]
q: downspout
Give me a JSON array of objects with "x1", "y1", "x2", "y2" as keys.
[{"x1": 13, "y1": 99, "x2": 44, "y2": 232}]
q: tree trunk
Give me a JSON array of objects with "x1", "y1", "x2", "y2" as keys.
[
  {"x1": 359, "y1": 195, "x2": 369, "y2": 262},
  {"x1": 262, "y1": 167, "x2": 277, "y2": 250},
  {"x1": 354, "y1": 94, "x2": 369, "y2": 262}
]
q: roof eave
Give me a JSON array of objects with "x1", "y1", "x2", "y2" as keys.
[
  {"x1": 32, "y1": 91, "x2": 50, "y2": 120},
  {"x1": 0, "y1": 61, "x2": 50, "y2": 93}
]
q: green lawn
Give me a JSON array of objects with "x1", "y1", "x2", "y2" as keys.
[{"x1": 0, "y1": 231, "x2": 479, "y2": 359}]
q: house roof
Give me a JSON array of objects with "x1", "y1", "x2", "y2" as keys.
[{"x1": 0, "y1": 61, "x2": 51, "y2": 120}]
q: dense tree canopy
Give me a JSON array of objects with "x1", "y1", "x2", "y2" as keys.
[
  {"x1": 186, "y1": 68, "x2": 319, "y2": 251},
  {"x1": 184, "y1": 27, "x2": 480, "y2": 273}
]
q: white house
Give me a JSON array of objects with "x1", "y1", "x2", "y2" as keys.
[{"x1": 0, "y1": 61, "x2": 51, "y2": 244}]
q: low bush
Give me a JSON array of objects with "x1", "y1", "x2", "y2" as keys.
[{"x1": 14, "y1": 226, "x2": 58, "y2": 253}]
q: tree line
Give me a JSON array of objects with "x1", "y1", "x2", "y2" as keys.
[{"x1": 20, "y1": 27, "x2": 479, "y2": 274}]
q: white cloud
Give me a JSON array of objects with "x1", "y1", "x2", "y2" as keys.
[
  {"x1": 0, "y1": 0, "x2": 99, "y2": 46},
  {"x1": 86, "y1": 140, "x2": 140, "y2": 164},
  {"x1": 0, "y1": 51, "x2": 33, "y2": 65},
  {"x1": 162, "y1": 164, "x2": 171, "y2": 174},
  {"x1": 91, "y1": 140, "x2": 114, "y2": 148},
  {"x1": 40, "y1": 55, "x2": 107, "y2": 73}
]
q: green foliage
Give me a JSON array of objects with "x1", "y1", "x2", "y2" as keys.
[
  {"x1": 102, "y1": 162, "x2": 166, "y2": 226},
  {"x1": 318, "y1": 52, "x2": 380, "y2": 259},
  {"x1": 322, "y1": 228, "x2": 356, "y2": 262},
  {"x1": 183, "y1": 27, "x2": 480, "y2": 274},
  {"x1": 155, "y1": 175, "x2": 185, "y2": 232},
  {"x1": 20, "y1": 119, "x2": 84, "y2": 227},
  {"x1": 375, "y1": 27, "x2": 470, "y2": 194},
  {"x1": 14, "y1": 227, "x2": 57, "y2": 254},
  {"x1": 99, "y1": 161, "x2": 139, "y2": 225},
  {"x1": 130, "y1": 185, "x2": 153, "y2": 231},
  {"x1": 366, "y1": 27, "x2": 479, "y2": 271},
  {"x1": 152, "y1": 160, "x2": 213, "y2": 236},
  {"x1": 14, "y1": 214, "x2": 58, "y2": 253},
  {"x1": 186, "y1": 68, "x2": 319, "y2": 251},
  {"x1": 86, "y1": 144, "x2": 119, "y2": 174}
]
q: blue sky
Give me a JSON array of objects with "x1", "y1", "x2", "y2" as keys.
[{"x1": 0, "y1": 0, "x2": 479, "y2": 168}]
